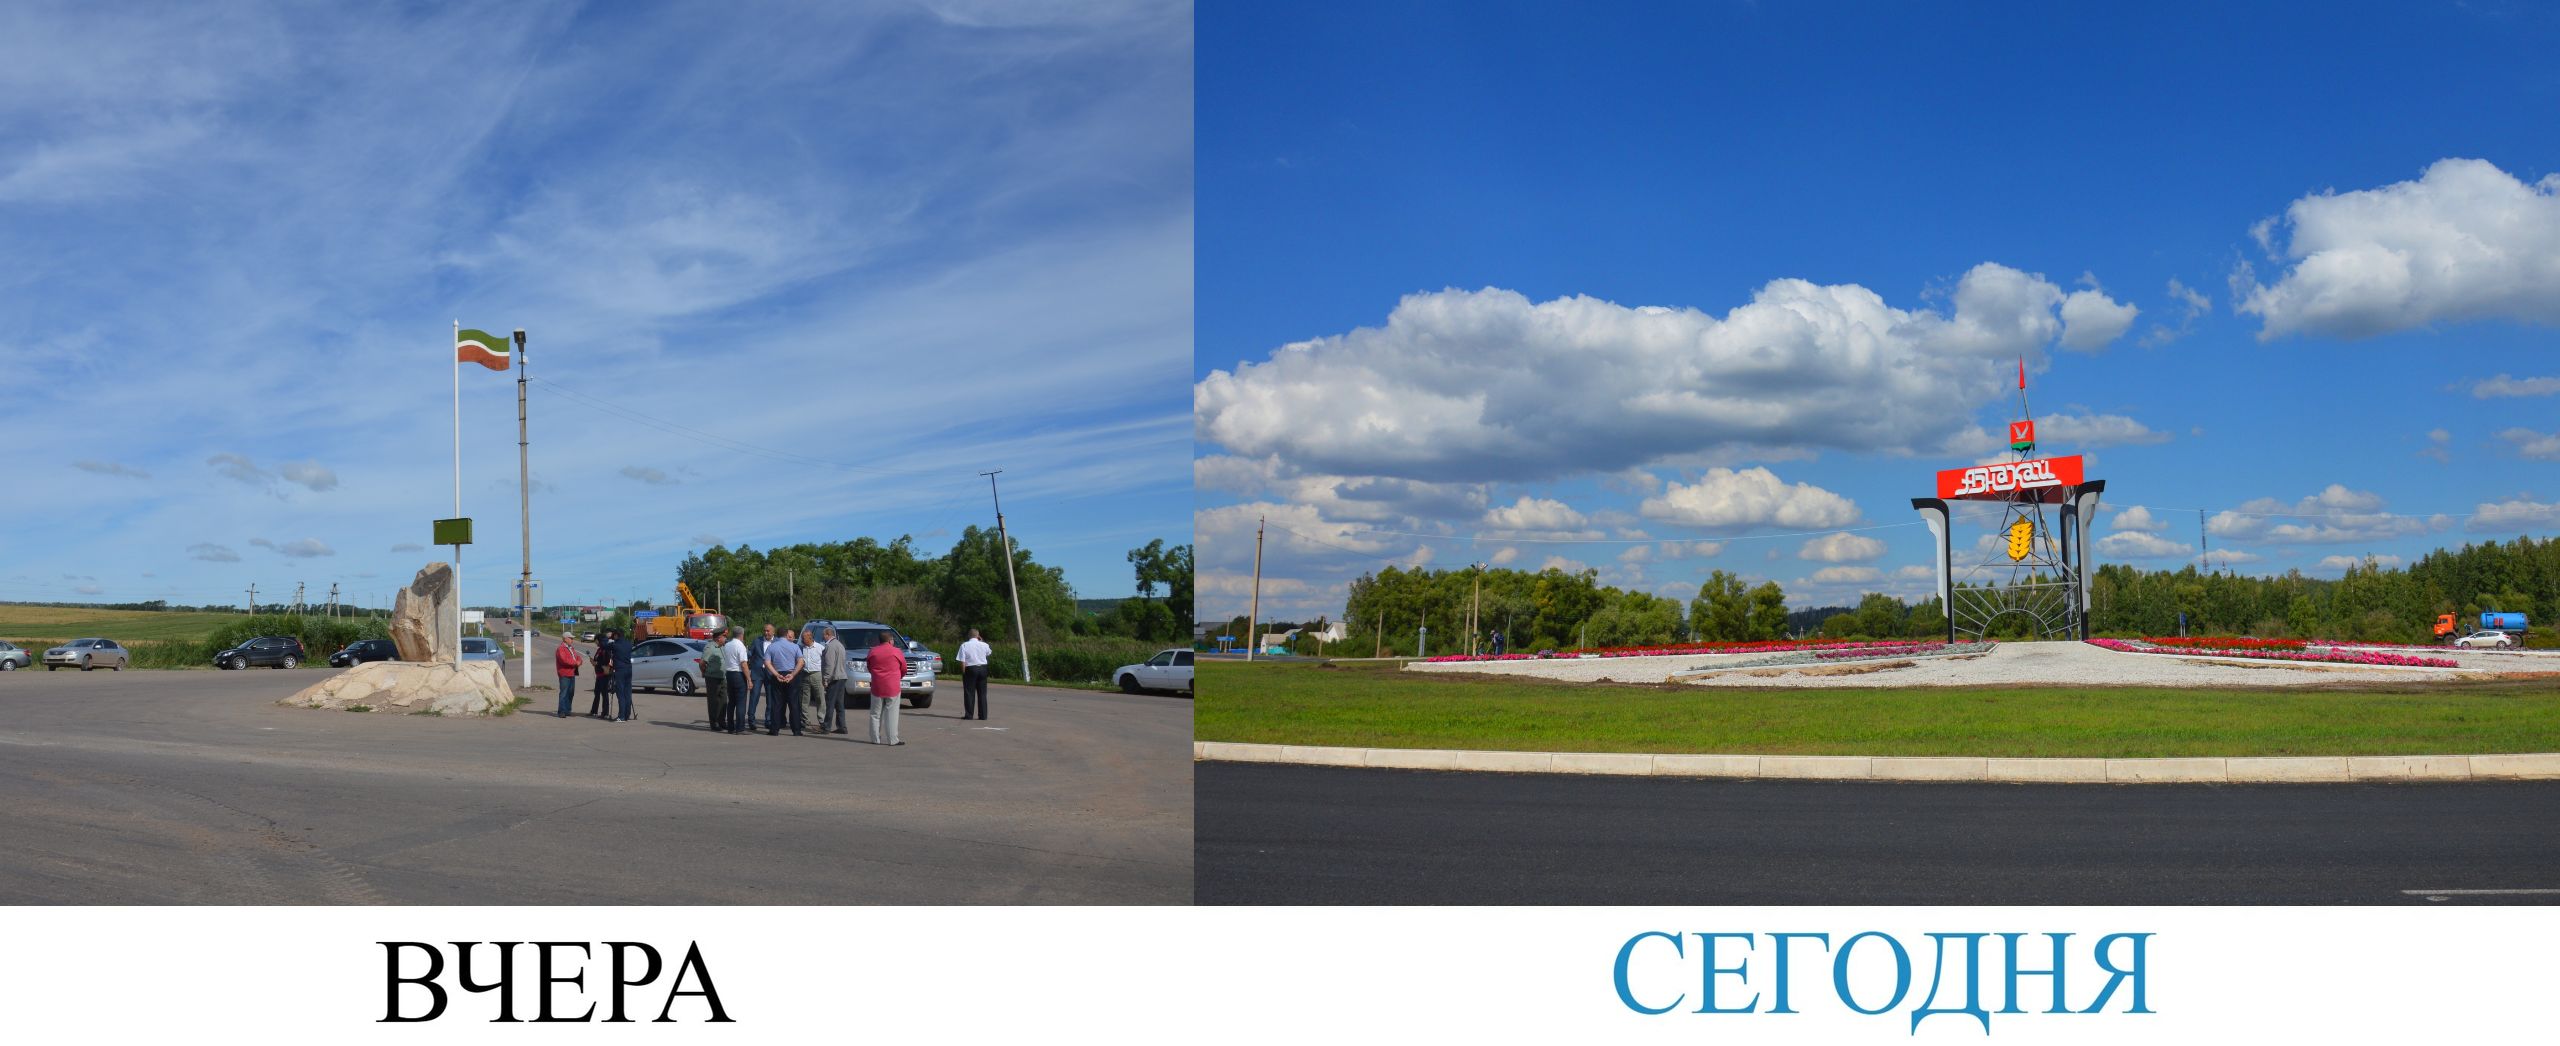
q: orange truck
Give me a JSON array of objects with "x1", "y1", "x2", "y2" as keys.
[{"x1": 637, "y1": 583, "x2": 730, "y2": 640}]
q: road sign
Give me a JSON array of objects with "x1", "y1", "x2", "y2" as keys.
[
  {"x1": 513, "y1": 578, "x2": 543, "y2": 608},
  {"x1": 433, "y1": 517, "x2": 474, "y2": 545}
]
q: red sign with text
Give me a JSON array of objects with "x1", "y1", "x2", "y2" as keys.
[{"x1": 1937, "y1": 454, "x2": 2084, "y2": 502}]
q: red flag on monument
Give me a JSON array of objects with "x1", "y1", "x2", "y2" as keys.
[{"x1": 2018, "y1": 356, "x2": 2026, "y2": 390}]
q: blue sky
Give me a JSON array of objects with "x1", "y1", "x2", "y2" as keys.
[
  {"x1": 4, "y1": 0, "x2": 1191, "y2": 610},
  {"x1": 1196, "y1": 0, "x2": 2560, "y2": 621}
]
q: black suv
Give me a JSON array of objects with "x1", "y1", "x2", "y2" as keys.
[
  {"x1": 214, "y1": 636, "x2": 306, "y2": 670},
  {"x1": 329, "y1": 638, "x2": 398, "y2": 668}
]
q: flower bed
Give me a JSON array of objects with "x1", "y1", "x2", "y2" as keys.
[
  {"x1": 1418, "y1": 639, "x2": 1956, "y2": 665},
  {"x1": 2140, "y1": 635, "x2": 2306, "y2": 651},
  {"x1": 2088, "y1": 637, "x2": 2457, "y2": 669}
]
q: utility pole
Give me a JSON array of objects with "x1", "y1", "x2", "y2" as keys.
[
  {"x1": 2198, "y1": 509, "x2": 2212, "y2": 574},
  {"x1": 788, "y1": 566, "x2": 795, "y2": 620},
  {"x1": 1247, "y1": 515, "x2": 1265, "y2": 662},
  {"x1": 246, "y1": 583, "x2": 256, "y2": 614},
  {"x1": 293, "y1": 581, "x2": 305, "y2": 617},
  {"x1": 1375, "y1": 607, "x2": 1384, "y2": 659},
  {"x1": 983, "y1": 470, "x2": 1032, "y2": 682},
  {"x1": 1469, "y1": 566, "x2": 1482, "y2": 656},
  {"x1": 515, "y1": 328, "x2": 532, "y2": 690},
  {"x1": 328, "y1": 582, "x2": 339, "y2": 619}
]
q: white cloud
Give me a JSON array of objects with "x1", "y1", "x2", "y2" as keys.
[
  {"x1": 1539, "y1": 555, "x2": 1592, "y2": 574},
  {"x1": 2207, "y1": 485, "x2": 2437, "y2": 544},
  {"x1": 2057, "y1": 280, "x2": 2139, "y2": 351},
  {"x1": 2238, "y1": 158, "x2": 2560, "y2": 340},
  {"x1": 1806, "y1": 566, "x2": 1882, "y2": 584},
  {"x1": 275, "y1": 461, "x2": 337, "y2": 492},
  {"x1": 1407, "y1": 545, "x2": 1435, "y2": 568},
  {"x1": 203, "y1": 453, "x2": 334, "y2": 493},
  {"x1": 249, "y1": 537, "x2": 335, "y2": 558},
  {"x1": 1198, "y1": 573, "x2": 1312, "y2": 600},
  {"x1": 2317, "y1": 554, "x2": 2403, "y2": 570},
  {"x1": 2109, "y1": 505, "x2": 2167, "y2": 533},
  {"x1": 689, "y1": 533, "x2": 724, "y2": 546},
  {"x1": 1640, "y1": 467, "x2": 1860, "y2": 530},
  {"x1": 621, "y1": 465, "x2": 677, "y2": 485},
  {"x1": 2196, "y1": 548, "x2": 2263, "y2": 565},
  {"x1": 1660, "y1": 540, "x2": 1722, "y2": 559},
  {"x1": 1893, "y1": 564, "x2": 1933, "y2": 580},
  {"x1": 2140, "y1": 277, "x2": 2213, "y2": 347},
  {"x1": 2468, "y1": 496, "x2": 2560, "y2": 532},
  {"x1": 1617, "y1": 545, "x2": 1652, "y2": 564},
  {"x1": 2470, "y1": 374, "x2": 2560, "y2": 398},
  {"x1": 1195, "y1": 263, "x2": 2122, "y2": 483},
  {"x1": 2498, "y1": 428, "x2": 2560, "y2": 461},
  {"x1": 1939, "y1": 412, "x2": 2170, "y2": 456},
  {"x1": 1488, "y1": 546, "x2": 1520, "y2": 565},
  {"x1": 2095, "y1": 531, "x2": 2194, "y2": 559},
  {"x1": 1798, "y1": 531, "x2": 1887, "y2": 563},
  {"x1": 1481, "y1": 495, "x2": 1592, "y2": 535},
  {"x1": 187, "y1": 543, "x2": 239, "y2": 562},
  {"x1": 2419, "y1": 427, "x2": 2453, "y2": 464},
  {"x1": 72, "y1": 459, "x2": 149, "y2": 479}
]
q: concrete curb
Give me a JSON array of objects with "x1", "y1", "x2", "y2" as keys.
[{"x1": 1193, "y1": 742, "x2": 2560, "y2": 784}]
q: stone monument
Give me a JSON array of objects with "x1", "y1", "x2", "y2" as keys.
[{"x1": 281, "y1": 560, "x2": 515, "y2": 717}]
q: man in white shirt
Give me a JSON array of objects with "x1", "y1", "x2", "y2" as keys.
[
  {"x1": 958, "y1": 628, "x2": 994, "y2": 721},
  {"x1": 720, "y1": 631, "x2": 751, "y2": 733}
]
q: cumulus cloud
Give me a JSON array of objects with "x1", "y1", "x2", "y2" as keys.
[
  {"x1": 1538, "y1": 555, "x2": 1591, "y2": 574},
  {"x1": 249, "y1": 537, "x2": 335, "y2": 558},
  {"x1": 1938, "y1": 412, "x2": 2170, "y2": 456},
  {"x1": 2317, "y1": 554, "x2": 2403, "y2": 570},
  {"x1": 1806, "y1": 565, "x2": 1882, "y2": 584},
  {"x1": 2238, "y1": 158, "x2": 2560, "y2": 340},
  {"x1": 2057, "y1": 278, "x2": 2139, "y2": 351},
  {"x1": 2498, "y1": 428, "x2": 2560, "y2": 461},
  {"x1": 1195, "y1": 263, "x2": 2131, "y2": 484},
  {"x1": 621, "y1": 465, "x2": 676, "y2": 485},
  {"x1": 72, "y1": 459, "x2": 150, "y2": 478},
  {"x1": 2109, "y1": 505, "x2": 2167, "y2": 533},
  {"x1": 1488, "y1": 546, "x2": 1520, "y2": 565},
  {"x1": 690, "y1": 533, "x2": 724, "y2": 546},
  {"x1": 1194, "y1": 454, "x2": 1486, "y2": 524},
  {"x1": 2207, "y1": 485, "x2": 2439, "y2": 544},
  {"x1": 276, "y1": 461, "x2": 337, "y2": 491},
  {"x1": 2095, "y1": 531, "x2": 2194, "y2": 559},
  {"x1": 208, "y1": 453, "x2": 264, "y2": 485},
  {"x1": 1480, "y1": 496, "x2": 1593, "y2": 536},
  {"x1": 2470, "y1": 374, "x2": 2560, "y2": 399},
  {"x1": 187, "y1": 543, "x2": 239, "y2": 562},
  {"x1": 2419, "y1": 428, "x2": 2453, "y2": 464},
  {"x1": 1639, "y1": 467, "x2": 1860, "y2": 531},
  {"x1": 2468, "y1": 496, "x2": 2560, "y2": 532},
  {"x1": 1799, "y1": 531, "x2": 1887, "y2": 562}
]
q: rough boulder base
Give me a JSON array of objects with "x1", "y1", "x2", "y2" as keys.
[
  {"x1": 281, "y1": 660, "x2": 513, "y2": 717},
  {"x1": 389, "y1": 561, "x2": 456, "y2": 663}
]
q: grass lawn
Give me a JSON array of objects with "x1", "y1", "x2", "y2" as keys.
[
  {"x1": 1195, "y1": 659, "x2": 2560, "y2": 758},
  {"x1": 0, "y1": 605, "x2": 245, "y2": 645}
]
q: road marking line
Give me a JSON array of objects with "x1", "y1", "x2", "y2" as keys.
[{"x1": 2402, "y1": 889, "x2": 2560, "y2": 897}]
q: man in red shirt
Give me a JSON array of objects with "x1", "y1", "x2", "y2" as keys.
[
  {"x1": 865, "y1": 633, "x2": 907, "y2": 746},
  {"x1": 552, "y1": 635, "x2": 583, "y2": 718}
]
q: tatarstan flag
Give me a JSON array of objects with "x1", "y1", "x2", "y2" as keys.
[{"x1": 456, "y1": 328, "x2": 511, "y2": 371}]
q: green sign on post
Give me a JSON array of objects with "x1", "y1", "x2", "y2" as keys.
[{"x1": 434, "y1": 517, "x2": 474, "y2": 545}]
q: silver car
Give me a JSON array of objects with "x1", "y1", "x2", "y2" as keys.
[
  {"x1": 44, "y1": 637, "x2": 129, "y2": 671},
  {"x1": 0, "y1": 640, "x2": 30, "y2": 671},
  {"x1": 460, "y1": 636, "x2": 505, "y2": 672},
  {"x1": 1114, "y1": 648, "x2": 1195, "y2": 694},
  {"x1": 801, "y1": 619, "x2": 937, "y2": 708},
  {"x1": 2454, "y1": 630, "x2": 2518, "y2": 650},
  {"x1": 629, "y1": 638, "x2": 710, "y2": 695}
]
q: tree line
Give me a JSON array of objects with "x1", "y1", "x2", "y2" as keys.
[{"x1": 1282, "y1": 534, "x2": 2560, "y2": 653}]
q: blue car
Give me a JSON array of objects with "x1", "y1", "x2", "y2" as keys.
[{"x1": 461, "y1": 636, "x2": 505, "y2": 671}]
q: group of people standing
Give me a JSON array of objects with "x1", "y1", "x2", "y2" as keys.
[{"x1": 550, "y1": 622, "x2": 996, "y2": 746}]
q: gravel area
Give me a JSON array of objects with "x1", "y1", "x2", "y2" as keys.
[{"x1": 1402, "y1": 641, "x2": 2546, "y2": 688}]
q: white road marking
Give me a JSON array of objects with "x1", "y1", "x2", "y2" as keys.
[{"x1": 2403, "y1": 889, "x2": 2560, "y2": 900}]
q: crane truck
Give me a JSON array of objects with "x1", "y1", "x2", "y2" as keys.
[{"x1": 636, "y1": 583, "x2": 730, "y2": 640}]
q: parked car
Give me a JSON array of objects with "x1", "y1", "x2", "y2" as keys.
[
  {"x1": 330, "y1": 638, "x2": 399, "y2": 667},
  {"x1": 460, "y1": 636, "x2": 505, "y2": 670},
  {"x1": 582, "y1": 631, "x2": 598, "y2": 643},
  {"x1": 629, "y1": 638, "x2": 711, "y2": 694},
  {"x1": 0, "y1": 640, "x2": 30, "y2": 671},
  {"x1": 802, "y1": 619, "x2": 937, "y2": 708},
  {"x1": 906, "y1": 639, "x2": 943, "y2": 675},
  {"x1": 2454, "y1": 630, "x2": 2519, "y2": 650},
  {"x1": 1113, "y1": 648, "x2": 1195, "y2": 694},
  {"x1": 214, "y1": 636, "x2": 306, "y2": 670},
  {"x1": 44, "y1": 638, "x2": 129, "y2": 671}
]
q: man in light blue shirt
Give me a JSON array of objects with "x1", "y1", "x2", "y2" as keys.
[{"x1": 763, "y1": 630, "x2": 805, "y2": 736}]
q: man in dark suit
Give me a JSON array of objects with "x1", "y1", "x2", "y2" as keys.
[
  {"x1": 736, "y1": 625, "x2": 769, "y2": 734},
  {"x1": 587, "y1": 630, "x2": 617, "y2": 718},
  {"x1": 611, "y1": 630, "x2": 636, "y2": 722}
]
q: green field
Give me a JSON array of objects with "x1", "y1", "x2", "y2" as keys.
[
  {"x1": 0, "y1": 605, "x2": 247, "y2": 645},
  {"x1": 1195, "y1": 659, "x2": 2560, "y2": 758}
]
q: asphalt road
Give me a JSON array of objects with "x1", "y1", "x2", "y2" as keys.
[
  {"x1": 1197, "y1": 763, "x2": 2560, "y2": 905},
  {"x1": 0, "y1": 651, "x2": 1192, "y2": 904}
]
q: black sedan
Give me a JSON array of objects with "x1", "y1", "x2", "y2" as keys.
[
  {"x1": 214, "y1": 636, "x2": 306, "y2": 670},
  {"x1": 328, "y1": 638, "x2": 399, "y2": 668}
]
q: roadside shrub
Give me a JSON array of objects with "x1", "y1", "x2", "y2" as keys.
[
  {"x1": 975, "y1": 637, "x2": 1168, "y2": 686},
  {"x1": 201, "y1": 614, "x2": 392, "y2": 666}
]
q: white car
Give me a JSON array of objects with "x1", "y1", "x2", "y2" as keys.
[
  {"x1": 2454, "y1": 630, "x2": 2518, "y2": 649},
  {"x1": 1114, "y1": 649, "x2": 1194, "y2": 695}
]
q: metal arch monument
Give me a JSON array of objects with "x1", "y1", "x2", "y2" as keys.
[{"x1": 1910, "y1": 384, "x2": 2106, "y2": 641}]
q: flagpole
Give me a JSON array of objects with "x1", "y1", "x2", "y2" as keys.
[{"x1": 453, "y1": 319, "x2": 463, "y2": 668}]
